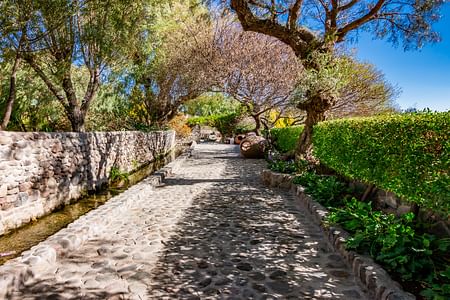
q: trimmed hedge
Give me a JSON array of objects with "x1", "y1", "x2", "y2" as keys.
[
  {"x1": 270, "y1": 126, "x2": 303, "y2": 153},
  {"x1": 313, "y1": 112, "x2": 450, "y2": 214}
]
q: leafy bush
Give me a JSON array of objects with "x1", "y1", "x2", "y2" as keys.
[
  {"x1": 293, "y1": 172, "x2": 348, "y2": 207},
  {"x1": 270, "y1": 126, "x2": 303, "y2": 153},
  {"x1": 187, "y1": 112, "x2": 241, "y2": 137},
  {"x1": 313, "y1": 112, "x2": 450, "y2": 214},
  {"x1": 109, "y1": 166, "x2": 129, "y2": 183},
  {"x1": 167, "y1": 114, "x2": 192, "y2": 139},
  {"x1": 267, "y1": 159, "x2": 298, "y2": 174},
  {"x1": 327, "y1": 198, "x2": 450, "y2": 299}
]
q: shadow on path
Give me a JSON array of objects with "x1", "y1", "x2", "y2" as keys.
[{"x1": 147, "y1": 157, "x2": 365, "y2": 299}]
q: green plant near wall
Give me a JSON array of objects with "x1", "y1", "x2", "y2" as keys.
[
  {"x1": 293, "y1": 171, "x2": 349, "y2": 207},
  {"x1": 313, "y1": 112, "x2": 450, "y2": 214},
  {"x1": 109, "y1": 166, "x2": 129, "y2": 183},
  {"x1": 326, "y1": 198, "x2": 450, "y2": 299}
]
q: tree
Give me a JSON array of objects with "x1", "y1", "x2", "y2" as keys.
[
  {"x1": 0, "y1": 0, "x2": 31, "y2": 130},
  {"x1": 122, "y1": 1, "x2": 215, "y2": 128},
  {"x1": 210, "y1": 22, "x2": 302, "y2": 135},
  {"x1": 183, "y1": 93, "x2": 241, "y2": 117},
  {"x1": 329, "y1": 58, "x2": 400, "y2": 118},
  {"x1": 1, "y1": 0, "x2": 154, "y2": 131},
  {"x1": 229, "y1": 0, "x2": 444, "y2": 158}
]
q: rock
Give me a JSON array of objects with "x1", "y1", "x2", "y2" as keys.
[
  {"x1": 47, "y1": 178, "x2": 57, "y2": 189},
  {"x1": 0, "y1": 184, "x2": 7, "y2": 198},
  {"x1": 19, "y1": 182, "x2": 31, "y2": 193},
  {"x1": 197, "y1": 260, "x2": 208, "y2": 269},
  {"x1": 342, "y1": 289, "x2": 362, "y2": 298},
  {"x1": 248, "y1": 272, "x2": 265, "y2": 281},
  {"x1": 269, "y1": 270, "x2": 287, "y2": 280},
  {"x1": 7, "y1": 187, "x2": 19, "y2": 195},
  {"x1": 329, "y1": 270, "x2": 350, "y2": 278},
  {"x1": 252, "y1": 283, "x2": 266, "y2": 292},
  {"x1": 236, "y1": 262, "x2": 252, "y2": 271},
  {"x1": 199, "y1": 277, "x2": 212, "y2": 288},
  {"x1": 266, "y1": 281, "x2": 292, "y2": 294}
]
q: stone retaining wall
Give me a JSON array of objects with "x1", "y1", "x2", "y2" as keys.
[{"x1": 0, "y1": 130, "x2": 175, "y2": 235}]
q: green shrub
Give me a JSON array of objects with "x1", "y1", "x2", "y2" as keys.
[
  {"x1": 293, "y1": 171, "x2": 348, "y2": 207},
  {"x1": 109, "y1": 166, "x2": 129, "y2": 183},
  {"x1": 313, "y1": 112, "x2": 450, "y2": 214},
  {"x1": 270, "y1": 126, "x2": 303, "y2": 153},
  {"x1": 327, "y1": 198, "x2": 450, "y2": 299},
  {"x1": 187, "y1": 112, "x2": 241, "y2": 137},
  {"x1": 267, "y1": 159, "x2": 298, "y2": 174}
]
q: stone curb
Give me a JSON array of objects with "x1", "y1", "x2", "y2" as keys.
[
  {"x1": 0, "y1": 147, "x2": 192, "y2": 299},
  {"x1": 261, "y1": 169, "x2": 415, "y2": 300}
]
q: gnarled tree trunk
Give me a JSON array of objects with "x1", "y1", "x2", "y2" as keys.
[{"x1": 295, "y1": 93, "x2": 335, "y2": 160}]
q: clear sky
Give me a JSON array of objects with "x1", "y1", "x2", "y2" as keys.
[{"x1": 351, "y1": 3, "x2": 450, "y2": 112}]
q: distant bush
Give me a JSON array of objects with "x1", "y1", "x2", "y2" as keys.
[
  {"x1": 187, "y1": 112, "x2": 241, "y2": 137},
  {"x1": 313, "y1": 112, "x2": 450, "y2": 214},
  {"x1": 270, "y1": 126, "x2": 303, "y2": 153}
]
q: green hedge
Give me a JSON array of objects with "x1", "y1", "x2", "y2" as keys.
[
  {"x1": 313, "y1": 112, "x2": 450, "y2": 214},
  {"x1": 270, "y1": 126, "x2": 303, "y2": 153}
]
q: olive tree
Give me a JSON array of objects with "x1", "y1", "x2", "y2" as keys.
[{"x1": 228, "y1": 0, "x2": 444, "y2": 158}]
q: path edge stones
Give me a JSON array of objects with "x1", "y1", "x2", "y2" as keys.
[
  {"x1": 261, "y1": 169, "x2": 416, "y2": 300},
  {"x1": 0, "y1": 148, "x2": 192, "y2": 299}
]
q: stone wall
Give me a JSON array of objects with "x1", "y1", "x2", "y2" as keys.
[{"x1": 0, "y1": 130, "x2": 175, "y2": 235}]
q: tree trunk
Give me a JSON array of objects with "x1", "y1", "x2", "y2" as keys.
[
  {"x1": 253, "y1": 114, "x2": 262, "y2": 136},
  {"x1": 294, "y1": 108, "x2": 326, "y2": 160},
  {"x1": 67, "y1": 106, "x2": 86, "y2": 132},
  {"x1": 0, "y1": 53, "x2": 21, "y2": 130}
]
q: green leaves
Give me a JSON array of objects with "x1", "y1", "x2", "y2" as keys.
[
  {"x1": 326, "y1": 197, "x2": 450, "y2": 298},
  {"x1": 270, "y1": 126, "x2": 303, "y2": 153},
  {"x1": 313, "y1": 112, "x2": 450, "y2": 215},
  {"x1": 267, "y1": 160, "x2": 298, "y2": 174},
  {"x1": 292, "y1": 171, "x2": 349, "y2": 207}
]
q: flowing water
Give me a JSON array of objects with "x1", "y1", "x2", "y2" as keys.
[{"x1": 0, "y1": 148, "x2": 182, "y2": 265}]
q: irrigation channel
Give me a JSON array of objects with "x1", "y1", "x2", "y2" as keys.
[{"x1": 0, "y1": 147, "x2": 185, "y2": 266}]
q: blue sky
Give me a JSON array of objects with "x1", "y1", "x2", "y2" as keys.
[{"x1": 352, "y1": 3, "x2": 450, "y2": 112}]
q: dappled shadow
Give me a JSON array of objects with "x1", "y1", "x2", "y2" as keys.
[
  {"x1": 146, "y1": 155, "x2": 366, "y2": 299},
  {"x1": 4, "y1": 266, "x2": 127, "y2": 300}
]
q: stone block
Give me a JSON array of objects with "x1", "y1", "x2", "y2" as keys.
[
  {"x1": 0, "y1": 134, "x2": 13, "y2": 145},
  {"x1": 7, "y1": 187, "x2": 19, "y2": 195},
  {"x1": 19, "y1": 182, "x2": 31, "y2": 193},
  {"x1": 0, "y1": 146, "x2": 12, "y2": 160},
  {"x1": 15, "y1": 192, "x2": 29, "y2": 207},
  {"x1": 0, "y1": 184, "x2": 7, "y2": 198}
]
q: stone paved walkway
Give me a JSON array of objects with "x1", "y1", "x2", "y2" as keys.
[{"x1": 2, "y1": 144, "x2": 367, "y2": 299}]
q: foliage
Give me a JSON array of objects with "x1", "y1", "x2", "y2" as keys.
[
  {"x1": 121, "y1": 0, "x2": 212, "y2": 128},
  {"x1": 187, "y1": 112, "x2": 242, "y2": 137},
  {"x1": 326, "y1": 198, "x2": 450, "y2": 299},
  {"x1": 270, "y1": 126, "x2": 304, "y2": 153},
  {"x1": 0, "y1": 61, "x2": 69, "y2": 131},
  {"x1": 293, "y1": 171, "x2": 348, "y2": 207},
  {"x1": 109, "y1": 166, "x2": 129, "y2": 183},
  {"x1": 229, "y1": 0, "x2": 443, "y2": 157},
  {"x1": 313, "y1": 112, "x2": 450, "y2": 214},
  {"x1": 328, "y1": 58, "x2": 401, "y2": 118},
  {"x1": 0, "y1": 0, "x2": 158, "y2": 131},
  {"x1": 183, "y1": 93, "x2": 241, "y2": 117},
  {"x1": 167, "y1": 114, "x2": 192, "y2": 139},
  {"x1": 267, "y1": 159, "x2": 298, "y2": 174}
]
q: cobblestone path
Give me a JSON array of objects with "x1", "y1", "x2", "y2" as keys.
[{"x1": 3, "y1": 144, "x2": 367, "y2": 299}]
